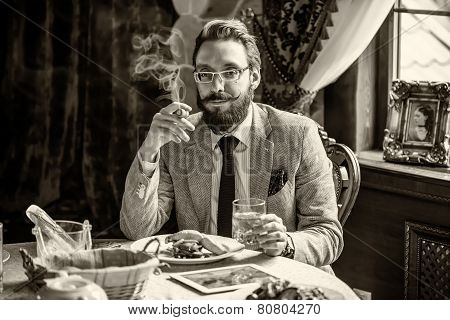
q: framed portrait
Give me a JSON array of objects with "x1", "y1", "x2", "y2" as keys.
[{"x1": 383, "y1": 80, "x2": 450, "y2": 167}]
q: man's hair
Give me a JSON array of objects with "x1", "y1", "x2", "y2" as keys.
[{"x1": 192, "y1": 19, "x2": 261, "y2": 71}]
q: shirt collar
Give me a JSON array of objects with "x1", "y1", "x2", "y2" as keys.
[{"x1": 210, "y1": 102, "x2": 253, "y2": 150}]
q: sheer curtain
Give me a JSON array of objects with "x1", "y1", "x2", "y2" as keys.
[{"x1": 300, "y1": 0, "x2": 396, "y2": 91}]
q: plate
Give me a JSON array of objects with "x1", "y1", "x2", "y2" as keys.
[
  {"x1": 130, "y1": 235, "x2": 244, "y2": 265},
  {"x1": 2, "y1": 250, "x2": 10, "y2": 263}
]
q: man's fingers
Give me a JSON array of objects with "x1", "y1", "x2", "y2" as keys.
[
  {"x1": 161, "y1": 128, "x2": 181, "y2": 143},
  {"x1": 253, "y1": 221, "x2": 286, "y2": 234},
  {"x1": 161, "y1": 102, "x2": 192, "y2": 116},
  {"x1": 155, "y1": 113, "x2": 194, "y2": 131},
  {"x1": 258, "y1": 231, "x2": 286, "y2": 244},
  {"x1": 174, "y1": 109, "x2": 190, "y2": 118},
  {"x1": 153, "y1": 113, "x2": 191, "y2": 141},
  {"x1": 259, "y1": 239, "x2": 285, "y2": 250},
  {"x1": 252, "y1": 214, "x2": 286, "y2": 234},
  {"x1": 258, "y1": 230, "x2": 287, "y2": 257},
  {"x1": 180, "y1": 117, "x2": 195, "y2": 131},
  {"x1": 157, "y1": 120, "x2": 190, "y2": 142},
  {"x1": 260, "y1": 240, "x2": 286, "y2": 257},
  {"x1": 259, "y1": 214, "x2": 282, "y2": 224}
]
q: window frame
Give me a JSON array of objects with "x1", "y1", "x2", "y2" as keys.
[
  {"x1": 374, "y1": 2, "x2": 450, "y2": 149},
  {"x1": 392, "y1": 0, "x2": 450, "y2": 80}
]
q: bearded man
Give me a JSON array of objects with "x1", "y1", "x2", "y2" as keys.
[{"x1": 120, "y1": 19, "x2": 343, "y2": 268}]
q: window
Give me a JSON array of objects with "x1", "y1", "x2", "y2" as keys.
[{"x1": 393, "y1": 0, "x2": 450, "y2": 82}]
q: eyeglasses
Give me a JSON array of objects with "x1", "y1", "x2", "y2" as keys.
[{"x1": 193, "y1": 66, "x2": 249, "y2": 83}]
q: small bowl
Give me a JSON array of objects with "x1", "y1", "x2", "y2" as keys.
[{"x1": 38, "y1": 275, "x2": 108, "y2": 300}]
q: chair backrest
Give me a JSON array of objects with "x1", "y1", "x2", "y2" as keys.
[{"x1": 317, "y1": 126, "x2": 361, "y2": 226}]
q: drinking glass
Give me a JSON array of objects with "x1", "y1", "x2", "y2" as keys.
[
  {"x1": 232, "y1": 198, "x2": 266, "y2": 250},
  {"x1": 32, "y1": 220, "x2": 92, "y2": 257}
]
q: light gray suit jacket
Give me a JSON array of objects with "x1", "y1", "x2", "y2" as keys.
[{"x1": 120, "y1": 103, "x2": 343, "y2": 267}]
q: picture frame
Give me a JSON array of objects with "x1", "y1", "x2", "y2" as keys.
[
  {"x1": 170, "y1": 264, "x2": 279, "y2": 294},
  {"x1": 383, "y1": 80, "x2": 450, "y2": 167}
]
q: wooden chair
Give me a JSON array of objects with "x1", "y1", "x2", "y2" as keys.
[
  {"x1": 404, "y1": 221, "x2": 450, "y2": 299},
  {"x1": 317, "y1": 126, "x2": 361, "y2": 226}
]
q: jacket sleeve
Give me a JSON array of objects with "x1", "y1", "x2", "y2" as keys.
[
  {"x1": 120, "y1": 152, "x2": 174, "y2": 240},
  {"x1": 287, "y1": 121, "x2": 344, "y2": 267}
]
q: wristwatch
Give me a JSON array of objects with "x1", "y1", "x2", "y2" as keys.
[{"x1": 280, "y1": 237, "x2": 295, "y2": 259}]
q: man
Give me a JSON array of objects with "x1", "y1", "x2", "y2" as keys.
[{"x1": 121, "y1": 19, "x2": 343, "y2": 268}]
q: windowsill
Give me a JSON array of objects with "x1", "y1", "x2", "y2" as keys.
[{"x1": 356, "y1": 150, "x2": 450, "y2": 184}]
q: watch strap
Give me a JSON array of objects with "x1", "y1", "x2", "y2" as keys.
[{"x1": 280, "y1": 234, "x2": 295, "y2": 259}]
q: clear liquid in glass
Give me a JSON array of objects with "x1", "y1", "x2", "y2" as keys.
[{"x1": 232, "y1": 211, "x2": 263, "y2": 250}]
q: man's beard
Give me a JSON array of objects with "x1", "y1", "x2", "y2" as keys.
[{"x1": 197, "y1": 86, "x2": 253, "y2": 133}]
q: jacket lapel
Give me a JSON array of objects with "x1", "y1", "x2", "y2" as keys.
[
  {"x1": 249, "y1": 104, "x2": 273, "y2": 201},
  {"x1": 185, "y1": 120, "x2": 212, "y2": 232}
]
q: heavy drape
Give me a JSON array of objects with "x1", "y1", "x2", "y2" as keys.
[
  {"x1": 244, "y1": 0, "x2": 394, "y2": 114},
  {"x1": 0, "y1": 0, "x2": 176, "y2": 242},
  {"x1": 243, "y1": 0, "x2": 337, "y2": 114}
]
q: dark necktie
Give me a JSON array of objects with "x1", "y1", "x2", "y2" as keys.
[{"x1": 217, "y1": 135, "x2": 239, "y2": 237}]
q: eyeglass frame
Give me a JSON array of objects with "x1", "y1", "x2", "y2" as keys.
[{"x1": 193, "y1": 66, "x2": 250, "y2": 84}]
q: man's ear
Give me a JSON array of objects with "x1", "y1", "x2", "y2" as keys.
[{"x1": 250, "y1": 67, "x2": 261, "y2": 91}]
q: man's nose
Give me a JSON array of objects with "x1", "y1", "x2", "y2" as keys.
[{"x1": 210, "y1": 73, "x2": 225, "y2": 92}]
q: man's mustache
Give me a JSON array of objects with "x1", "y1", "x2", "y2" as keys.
[{"x1": 201, "y1": 92, "x2": 240, "y2": 102}]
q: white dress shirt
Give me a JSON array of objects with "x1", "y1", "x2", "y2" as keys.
[{"x1": 208, "y1": 103, "x2": 252, "y2": 234}]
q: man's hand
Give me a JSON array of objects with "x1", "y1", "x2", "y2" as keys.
[
  {"x1": 140, "y1": 102, "x2": 195, "y2": 162},
  {"x1": 254, "y1": 214, "x2": 288, "y2": 257}
]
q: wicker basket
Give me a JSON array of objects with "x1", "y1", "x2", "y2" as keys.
[{"x1": 21, "y1": 239, "x2": 164, "y2": 300}]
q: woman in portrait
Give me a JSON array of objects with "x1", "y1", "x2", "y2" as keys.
[{"x1": 409, "y1": 104, "x2": 434, "y2": 142}]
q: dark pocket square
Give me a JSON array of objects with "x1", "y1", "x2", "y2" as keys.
[{"x1": 268, "y1": 169, "x2": 288, "y2": 196}]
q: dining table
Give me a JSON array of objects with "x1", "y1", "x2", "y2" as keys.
[{"x1": 0, "y1": 239, "x2": 359, "y2": 300}]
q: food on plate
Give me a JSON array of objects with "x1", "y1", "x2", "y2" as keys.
[
  {"x1": 167, "y1": 239, "x2": 212, "y2": 259},
  {"x1": 166, "y1": 230, "x2": 204, "y2": 243},
  {"x1": 165, "y1": 230, "x2": 245, "y2": 257},
  {"x1": 246, "y1": 279, "x2": 330, "y2": 300}
]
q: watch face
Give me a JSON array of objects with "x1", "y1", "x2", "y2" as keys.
[{"x1": 281, "y1": 244, "x2": 294, "y2": 259}]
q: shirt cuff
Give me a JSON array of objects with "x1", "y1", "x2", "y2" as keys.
[{"x1": 137, "y1": 150, "x2": 159, "y2": 178}]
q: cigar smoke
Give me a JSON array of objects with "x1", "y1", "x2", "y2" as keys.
[{"x1": 132, "y1": 27, "x2": 190, "y2": 104}]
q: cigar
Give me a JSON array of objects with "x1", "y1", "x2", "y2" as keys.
[{"x1": 174, "y1": 109, "x2": 189, "y2": 118}]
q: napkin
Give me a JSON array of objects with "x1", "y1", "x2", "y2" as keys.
[{"x1": 201, "y1": 235, "x2": 245, "y2": 255}]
